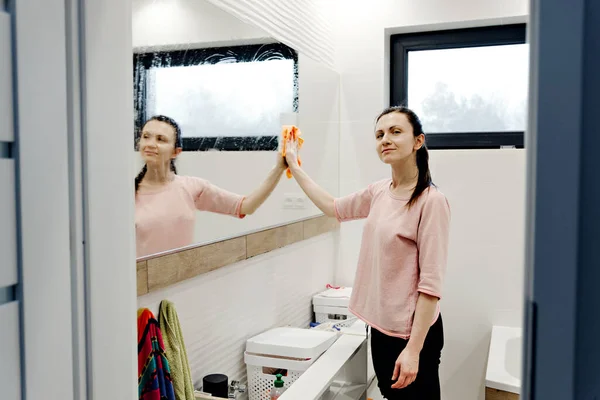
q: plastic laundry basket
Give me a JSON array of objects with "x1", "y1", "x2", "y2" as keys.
[{"x1": 244, "y1": 327, "x2": 338, "y2": 400}]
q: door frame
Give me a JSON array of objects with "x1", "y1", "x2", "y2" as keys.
[{"x1": 523, "y1": 0, "x2": 600, "y2": 398}]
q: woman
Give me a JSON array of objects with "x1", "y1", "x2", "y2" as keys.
[
  {"x1": 284, "y1": 106, "x2": 450, "y2": 399},
  {"x1": 135, "y1": 115, "x2": 286, "y2": 258}
]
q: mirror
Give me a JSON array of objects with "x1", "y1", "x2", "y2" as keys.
[{"x1": 132, "y1": 0, "x2": 340, "y2": 260}]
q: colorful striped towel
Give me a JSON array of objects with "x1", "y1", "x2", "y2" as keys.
[{"x1": 138, "y1": 308, "x2": 176, "y2": 400}]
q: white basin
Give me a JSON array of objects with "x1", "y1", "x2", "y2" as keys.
[{"x1": 486, "y1": 326, "x2": 522, "y2": 394}]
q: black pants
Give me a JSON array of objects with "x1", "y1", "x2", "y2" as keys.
[{"x1": 370, "y1": 315, "x2": 444, "y2": 400}]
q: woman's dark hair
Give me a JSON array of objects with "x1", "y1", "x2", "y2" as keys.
[
  {"x1": 135, "y1": 115, "x2": 183, "y2": 193},
  {"x1": 376, "y1": 105, "x2": 433, "y2": 207}
]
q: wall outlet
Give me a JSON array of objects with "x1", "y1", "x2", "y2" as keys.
[
  {"x1": 283, "y1": 195, "x2": 295, "y2": 209},
  {"x1": 293, "y1": 196, "x2": 306, "y2": 209},
  {"x1": 283, "y1": 193, "x2": 306, "y2": 209}
]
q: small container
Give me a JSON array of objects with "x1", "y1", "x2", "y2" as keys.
[
  {"x1": 313, "y1": 287, "x2": 354, "y2": 327},
  {"x1": 269, "y1": 374, "x2": 286, "y2": 399},
  {"x1": 202, "y1": 374, "x2": 228, "y2": 398}
]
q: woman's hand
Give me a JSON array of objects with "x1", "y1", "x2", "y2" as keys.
[
  {"x1": 276, "y1": 149, "x2": 288, "y2": 171},
  {"x1": 278, "y1": 137, "x2": 336, "y2": 217},
  {"x1": 284, "y1": 138, "x2": 299, "y2": 170},
  {"x1": 391, "y1": 347, "x2": 419, "y2": 389}
]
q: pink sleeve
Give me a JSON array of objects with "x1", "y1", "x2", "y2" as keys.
[
  {"x1": 417, "y1": 190, "x2": 451, "y2": 299},
  {"x1": 333, "y1": 185, "x2": 374, "y2": 222},
  {"x1": 188, "y1": 177, "x2": 246, "y2": 219}
]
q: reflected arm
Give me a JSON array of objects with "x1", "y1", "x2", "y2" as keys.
[{"x1": 239, "y1": 164, "x2": 286, "y2": 215}]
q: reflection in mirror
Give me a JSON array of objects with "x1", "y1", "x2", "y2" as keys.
[
  {"x1": 134, "y1": 43, "x2": 298, "y2": 151},
  {"x1": 133, "y1": 114, "x2": 287, "y2": 259},
  {"x1": 132, "y1": 0, "x2": 340, "y2": 260}
]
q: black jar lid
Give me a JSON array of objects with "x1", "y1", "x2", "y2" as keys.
[{"x1": 202, "y1": 373, "x2": 228, "y2": 398}]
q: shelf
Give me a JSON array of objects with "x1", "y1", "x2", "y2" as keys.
[
  {"x1": 320, "y1": 382, "x2": 367, "y2": 400},
  {"x1": 339, "y1": 320, "x2": 375, "y2": 385},
  {"x1": 278, "y1": 334, "x2": 366, "y2": 400}
]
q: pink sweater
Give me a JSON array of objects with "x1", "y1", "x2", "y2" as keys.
[
  {"x1": 135, "y1": 175, "x2": 245, "y2": 258},
  {"x1": 334, "y1": 179, "x2": 451, "y2": 338}
]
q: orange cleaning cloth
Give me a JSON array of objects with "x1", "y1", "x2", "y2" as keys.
[{"x1": 280, "y1": 125, "x2": 304, "y2": 179}]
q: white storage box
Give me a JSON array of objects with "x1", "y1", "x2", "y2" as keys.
[
  {"x1": 244, "y1": 327, "x2": 338, "y2": 400},
  {"x1": 313, "y1": 287, "x2": 355, "y2": 327}
]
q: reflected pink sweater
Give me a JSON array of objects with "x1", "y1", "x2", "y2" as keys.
[
  {"x1": 334, "y1": 179, "x2": 451, "y2": 338},
  {"x1": 135, "y1": 175, "x2": 245, "y2": 258}
]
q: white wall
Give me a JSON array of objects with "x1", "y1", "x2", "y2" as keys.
[
  {"x1": 432, "y1": 150, "x2": 525, "y2": 399},
  {"x1": 132, "y1": 0, "x2": 270, "y2": 50},
  {"x1": 138, "y1": 232, "x2": 338, "y2": 390},
  {"x1": 324, "y1": 1, "x2": 528, "y2": 399},
  {"x1": 202, "y1": 0, "x2": 335, "y2": 68},
  {"x1": 132, "y1": 0, "x2": 340, "y2": 247}
]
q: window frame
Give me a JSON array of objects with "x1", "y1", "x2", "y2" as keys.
[
  {"x1": 133, "y1": 42, "x2": 299, "y2": 151},
  {"x1": 390, "y1": 24, "x2": 527, "y2": 149}
]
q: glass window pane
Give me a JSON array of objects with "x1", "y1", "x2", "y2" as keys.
[
  {"x1": 407, "y1": 44, "x2": 529, "y2": 133},
  {"x1": 146, "y1": 59, "x2": 295, "y2": 137}
]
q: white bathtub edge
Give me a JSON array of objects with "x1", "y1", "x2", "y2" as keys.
[
  {"x1": 485, "y1": 325, "x2": 522, "y2": 395},
  {"x1": 485, "y1": 378, "x2": 521, "y2": 395}
]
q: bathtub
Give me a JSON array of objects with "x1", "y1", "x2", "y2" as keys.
[{"x1": 485, "y1": 325, "x2": 522, "y2": 394}]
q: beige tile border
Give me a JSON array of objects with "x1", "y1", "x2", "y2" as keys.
[
  {"x1": 246, "y1": 221, "x2": 304, "y2": 258},
  {"x1": 137, "y1": 261, "x2": 148, "y2": 296},
  {"x1": 147, "y1": 237, "x2": 246, "y2": 292},
  {"x1": 303, "y1": 215, "x2": 340, "y2": 240},
  {"x1": 137, "y1": 215, "x2": 339, "y2": 296}
]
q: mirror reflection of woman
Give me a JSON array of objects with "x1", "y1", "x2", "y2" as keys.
[
  {"x1": 284, "y1": 106, "x2": 450, "y2": 400},
  {"x1": 135, "y1": 115, "x2": 286, "y2": 258}
]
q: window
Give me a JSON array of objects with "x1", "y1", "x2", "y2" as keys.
[
  {"x1": 133, "y1": 43, "x2": 298, "y2": 151},
  {"x1": 390, "y1": 24, "x2": 528, "y2": 149}
]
